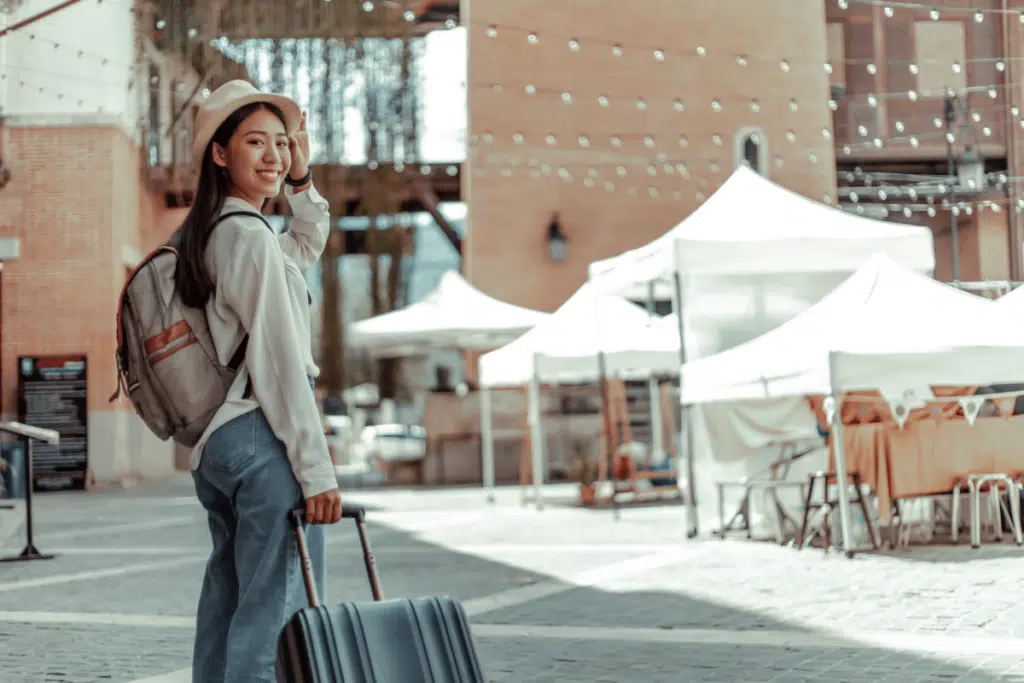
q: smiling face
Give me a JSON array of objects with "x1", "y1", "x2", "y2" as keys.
[{"x1": 211, "y1": 106, "x2": 291, "y2": 208}]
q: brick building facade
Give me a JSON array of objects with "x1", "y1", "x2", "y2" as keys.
[
  {"x1": 0, "y1": 0, "x2": 203, "y2": 487},
  {"x1": 462, "y1": 0, "x2": 1024, "y2": 307}
]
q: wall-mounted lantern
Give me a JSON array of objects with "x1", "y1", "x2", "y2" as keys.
[{"x1": 547, "y1": 213, "x2": 567, "y2": 263}]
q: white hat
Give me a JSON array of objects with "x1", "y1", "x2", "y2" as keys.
[{"x1": 191, "y1": 80, "x2": 301, "y2": 167}]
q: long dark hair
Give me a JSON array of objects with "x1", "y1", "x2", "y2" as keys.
[{"x1": 174, "y1": 101, "x2": 288, "y2": 309}]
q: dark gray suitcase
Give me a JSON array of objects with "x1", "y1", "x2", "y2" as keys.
[{"x1": 275, "y1": 506, "x2": 487, "y2": 683}]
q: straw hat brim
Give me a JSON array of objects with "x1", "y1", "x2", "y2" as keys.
[{"x1": 191, "y1": 92, "x2": 302, "y2": 167}]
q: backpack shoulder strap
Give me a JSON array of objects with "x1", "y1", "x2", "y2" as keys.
[
  {"x1": 211, "y1": 211, "x2": 273, "y2": 374},
  {"x1": 212, "y1": 210, "x2": 275, "y2": 234}
]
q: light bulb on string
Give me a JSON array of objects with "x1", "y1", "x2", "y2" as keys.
[
  {"x1": 930, "y1": 8, "x2": 940, "y2": 20},
  {"x1": 974, "y1": 10, "x2": 984, "y2": 23},
  {"x1": 611, "y1": 44, "x2": 622, "y2": 57},
  {"x1": 568, "y1": 38, "x2": 580, "y2": 51},
  {"x1": 884, "y1": 5, "x2": 894, "y2": 17}
]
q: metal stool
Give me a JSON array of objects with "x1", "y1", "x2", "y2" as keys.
[{"x1": 959, "y1": 474, "x2": 1023, "y2": 548}]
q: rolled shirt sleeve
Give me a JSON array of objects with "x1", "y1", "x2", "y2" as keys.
[{"x1": 278, "y1": 183, "x2": 331, "y2": 270}]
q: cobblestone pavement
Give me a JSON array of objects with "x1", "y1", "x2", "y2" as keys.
[{"x1": 2, "y1": 477, "x2": 1024, "y2": 682}]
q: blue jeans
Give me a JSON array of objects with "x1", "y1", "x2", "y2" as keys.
[{"x1": 192, "y1": 408, "x2": 326, "y2": 683}]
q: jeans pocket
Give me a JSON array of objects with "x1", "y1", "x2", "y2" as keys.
[{"x1": 202, "y1": 410, "x2": 257, "y2": 473}]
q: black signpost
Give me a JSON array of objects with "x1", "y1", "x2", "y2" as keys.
[
  {"x1": 16, "y1": 355, "x2": 88, "y2": 492},
  {"x1": 0, "y1": 422, "x2": 58, "y2": 563}
]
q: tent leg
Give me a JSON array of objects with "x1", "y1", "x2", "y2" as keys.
[
  {"x1": 828, "y1": 353, "x2": 856, "y2": 558},
  {"x1": 480, "y1": 388, "x2": 495, "y2": 504}
]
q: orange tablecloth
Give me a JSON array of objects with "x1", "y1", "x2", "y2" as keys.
[{"x1": 835, "y1": 418, "x2": 1024, "y2": 520}]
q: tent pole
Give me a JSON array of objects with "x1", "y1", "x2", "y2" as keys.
[
  {"x1": 529, "y1": 356, "x2": 545, "y2": 511},
  {"x1": 644, "y1": 282, "x2": 665, "y2": 463},
  {"x1": 480, "y1": 387, "x2": 495, "y2": 504},
  {"x1": 674, "y1": 270, "x2": 699, "y2": 538},
  {"x1": 597, "y1": 351, "x2": 615, "y2": 503},
  {"x1": 827, "y1": 351, "x2": 856, "y2": 558}
]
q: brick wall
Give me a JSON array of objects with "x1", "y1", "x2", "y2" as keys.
[
  {"x1": 464, "y1": 0, "x2": 838, "y2": 312},
  {"x1": 0, "y1": 123, "x2": 176, "y2": 487}
]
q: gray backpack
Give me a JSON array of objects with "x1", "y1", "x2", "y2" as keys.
[{"x1": 110, "y1": 211, "x2": 272, "y2": 447}]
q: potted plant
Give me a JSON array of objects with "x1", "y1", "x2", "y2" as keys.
[{"x1": 569, "y1": 443, "x2": 598, "y2": 506}]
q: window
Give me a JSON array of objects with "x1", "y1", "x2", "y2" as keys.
[
  {"x1": 733, "y1": 127, "x2": 769, "y2": 177},
  {"x1": 914, "y1": 21, "x2": 966, "y2": 97}
]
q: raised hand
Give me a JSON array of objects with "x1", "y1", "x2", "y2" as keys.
[{"x1": 288, "y1": 111, "x2": 310, "y2": 182}]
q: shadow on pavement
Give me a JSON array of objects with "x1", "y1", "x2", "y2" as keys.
[{"x1": 0, "y1": 476, "x2": 1015, "y2": 683}]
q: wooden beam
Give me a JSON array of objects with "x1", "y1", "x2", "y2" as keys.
[
  {"x1": 164, "y1": 69, "x2": 214, "y2": 138},
  {"x1": 409, "y1": 175, "x2": 462, "y2": 254},
  {"x1": 0, "y1": 0, "x2": 85, "y2": 39}
]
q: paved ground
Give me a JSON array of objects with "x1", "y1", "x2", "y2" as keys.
[{"x1": 2, "y1": 476, "x2": 1024, "y2": 682}]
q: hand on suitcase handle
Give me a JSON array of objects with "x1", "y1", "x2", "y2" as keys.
[
  {"x1": 289, "y1": 505, "x2": 365, "y2": 529},
  {"x1": 289, "y1": 504, "x2": 385, "y2": 604}
]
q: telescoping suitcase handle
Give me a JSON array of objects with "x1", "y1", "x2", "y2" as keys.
[{"x1": 289, "y1": 505, "x2": 385, "y2": 608}]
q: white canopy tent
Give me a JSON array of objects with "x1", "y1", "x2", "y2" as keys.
[
  {"x1": 678, "y1": 254, "x2": 1024, "y2": 404},
  {"x1": 585, "y1": 166, "x2": 936, "y2": 536},
  {"x1": 679, "y1": 253, "x2": 1024, "y2": 554},
  {"x1": 477, "y1": 281, "x2": 680, "y2": 507},
  {"x1": 588, "y1": 165, "x2": 936, "y2": 301},
  {"x1": 995, "y1": 283, "x2": 1024, "y2": 307},
  {"x1": 347, "y1": 270, "x2": 550, "y2": 357}
]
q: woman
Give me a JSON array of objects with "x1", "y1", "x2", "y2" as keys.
[{"x1": 173, "y1": 80, "x2": 342, "y2": 683}]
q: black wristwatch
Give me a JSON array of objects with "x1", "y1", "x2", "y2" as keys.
[{"x1": 285, "y1": 169, "x2": 312, "y2": 187}]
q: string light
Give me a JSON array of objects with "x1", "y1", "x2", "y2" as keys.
[
  {"x1": 472, "y1": 18, "x2": 1024, "y2": 71},
  {"x1": 839, "y1": 0, "x2": 1024, "y2": 22},
  {"x1": 473, "y1": 77, "x2": 1023, "y2": 110},
  {"x1": 466, "y1": 157, "x2": 1014, "y2": 214}
]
